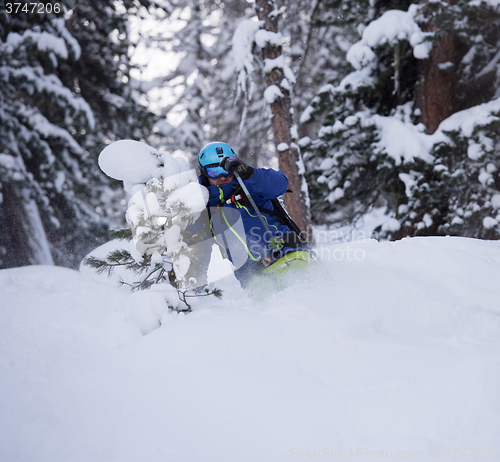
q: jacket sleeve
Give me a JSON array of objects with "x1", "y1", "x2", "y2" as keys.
[{"x1": 244, "y1": 168, "x2": 289, "y2": 200}]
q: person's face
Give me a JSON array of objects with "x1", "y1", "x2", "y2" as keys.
[{"x1": 208, "y1": 175, "x2": 234, "y2": 186}]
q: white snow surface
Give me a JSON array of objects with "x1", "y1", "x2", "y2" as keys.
[
  {"x1": 347, "y1": 7, "x2": 431, "y2": 70},
  {"x1": 310, "y1": 95, "x2": 500, "y2": 170},
  {"x1": 435, "y1": 97, "x2": 500, "y2": 138},
  {"x1": 232, "y1": 19, "x2": 262, "y2": 67},
  {"x1": 255, "y1": 29, "x2": 283, "y2": 48},
  {"x1": 370, "y1": 114, "x2": 435, "y2": 165},
  {"x1": 231, "y1": 19, "x2": 262, "y2": 93},
  {"x1": 2, "y1": 227, "x2": 500, "y2": 461},
  {"x1": 264, "y1": 84, "x2": 285, "y2": 103},
  {"x1": 264, "y1": 55, "x2": 296, "y2": 84},
  {"x1": 98, "y1": 140, "x2": 160, "y2": 183}
]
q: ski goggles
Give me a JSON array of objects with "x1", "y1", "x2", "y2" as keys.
[{"x1": 203, "y1": 164, "x2": 232, "y2": 179}]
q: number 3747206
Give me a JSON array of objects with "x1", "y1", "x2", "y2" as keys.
[{"x1": 5, "y1": 3, "x2": 64, "y2": 14}]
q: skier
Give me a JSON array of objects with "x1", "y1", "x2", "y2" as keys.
[{"x1": 194, "y1": 141, "x2": 308, "y2": 288}]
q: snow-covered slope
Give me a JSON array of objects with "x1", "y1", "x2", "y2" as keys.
[{"x1": 1, "y1": 235, "x2": 500, "y2": 461}]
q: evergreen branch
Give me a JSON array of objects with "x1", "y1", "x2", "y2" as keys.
[
  {"x1": 117, "y1": 277, "x2": 130, "y2": 288},
  {"x1": 176, "y1": 286, "x2": 224, "y2": 312},
  {"x1": 109, "y1": 228, "x2": 133, "y2": 240},
  {"x1": 137, "y1": 279, "x2": 155, "y2": 290},
  {"x1": 106, "y1": 249, "x2": 134, "y2": 263},
  {"x1": 212, "y1": 288, "x2": 224, "y2": 299},
  {"x1": 82, "y1": 256, "x2": 116, "y2": 276},
  {"x1": 155, "y1": 267, "x2": 167, "y2": 284},
  {"x1": 83, "y1": 249, "x2": 146, "y2": 277},
  {"x1": 183, "y1": 287, "x2": 224, "y2": 299}
]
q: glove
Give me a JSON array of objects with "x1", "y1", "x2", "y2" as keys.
[{"x1": 220, "y1": 156, "x2": 254, "y2": 179}]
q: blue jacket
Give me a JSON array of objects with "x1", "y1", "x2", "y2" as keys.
[{"x1": 200, "y1": 168, "x2": 292, "y2": 266}]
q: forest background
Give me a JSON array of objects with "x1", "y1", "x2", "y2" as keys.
[{"x1": 1, "y1": 0, "x2": 499, "y2": 270}]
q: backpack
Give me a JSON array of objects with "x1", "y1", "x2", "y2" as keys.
[{"x1": 226, "y1": 184, "x2": 308, "y2": 247}]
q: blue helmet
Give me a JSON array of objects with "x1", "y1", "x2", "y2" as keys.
[
  {"x1": 198, "y1": 142, "x2": 236, "y2": 179},
  {"x1": 198, "y1": 142, "x2": 236, "y2": 167}
]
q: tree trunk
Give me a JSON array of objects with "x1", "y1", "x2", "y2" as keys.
[
  {"x1": 255, "y1": 0, "x2": 312, "y2": 242},
  {"x1": 2, "y1": 182, "x2": 54, "y2": 268},
  {"x1": 415, "y1": 0, "x2": 456, "y2": 134}
]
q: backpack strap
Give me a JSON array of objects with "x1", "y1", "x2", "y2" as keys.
[
  {"x1": 264, "y1": 198, "x2": 308, "y2": 245},
  {"x1": 224, "y1": 185, "x2": 308, "y2": 246}
]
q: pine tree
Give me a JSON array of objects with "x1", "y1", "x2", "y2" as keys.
[
  {"x1": 132, "y1": 0, "x2": 274, "y2": 165},
  {"x1": 84, "y1": 140, "x2": 222, "y2": 312},
  {"x1": 301, "y1": 0, "x2": 416, "y2": 225},
  {"x1": 133, "y1": 1, "x2": 333, "y2": 175},
  {"x1": 302, "y1": 0, "x2": 500, "y2": 240},
  {"x1": 0, "y1": 0, "x2": 157, "y2": 269},
  {"x1": 61, "y1": 0, "x2": 155, "y2": 147},
  {"x1": 0, "y1": 16, "x2": 95, "y2": 267}
]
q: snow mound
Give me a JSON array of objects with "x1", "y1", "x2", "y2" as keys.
[
  {"x1": 98, "y1": 139, "x2": 159, "y2": 183},
  {"x1": 2, "y1": 235, "x2": 500, "y2": 461}
]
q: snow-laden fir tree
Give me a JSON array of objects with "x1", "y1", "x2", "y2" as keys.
[
  {"x1": 132, "y1": 0, "x2": 344, "y2": 171},
  {"x1": 84, "y1": 140, "x2": 221, "y2": 312},
  {"x1": 49, "y1": 0, "x2": 158, "y2": 264},
  {"x1": 300, "y1": 0, "x2": 418, "y2": 225},
  {"x1": 397, "y1": 100, "x2": 500, "y2": 239},
  {"x1": 131, "y1": 0, "x2": 275, "y2": 165},
  {"x1": 61, "y1": 0, "x2": 156, "y2": 150},
  {"x1": 0, "y1": 0, "x2": 157, "y2": 269},
  {"x1": 0, "y1": 16, "x2": 96, "y2": 268},
  {"x1": 194, "y1": 0, "x2": 362, "y2": 237},
  {"x1": 301, "y1": 0, "x2": 500, "y2": 239}
]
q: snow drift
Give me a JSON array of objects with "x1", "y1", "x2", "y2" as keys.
[{"x1": 1, "y1": 232, "x2": 500, "y2": 461}]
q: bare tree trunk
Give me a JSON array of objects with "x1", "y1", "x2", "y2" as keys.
[
  {"x1": 255, "y1": 0, "x2": 312, "y2": 241},
  {"x1": 415, "y1": 0, "x2": 456, "y2": 134}
]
